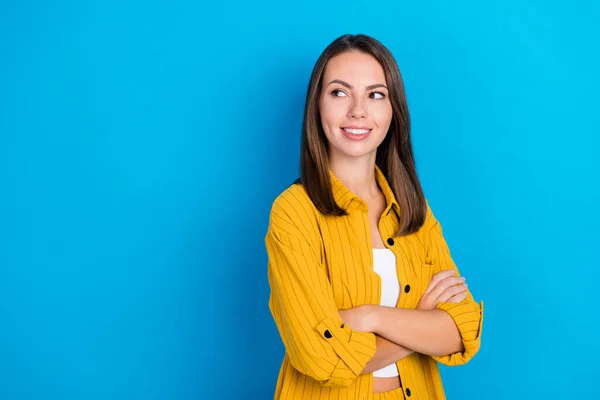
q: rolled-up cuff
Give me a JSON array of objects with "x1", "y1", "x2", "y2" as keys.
[
  {"x1": 432, "y1": 300, "x2": 484, "y2": 366},
  {"x1": 314, "y1": 317, "x2": 377, "y2": 386}
]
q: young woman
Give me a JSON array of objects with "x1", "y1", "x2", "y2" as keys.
[{"x1": 265, "y1": 33, "x2": 484, "y2": 400}]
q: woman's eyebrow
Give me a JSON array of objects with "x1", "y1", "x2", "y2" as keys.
[{"x1": 327, "y1": 79, "x2": 387, "y2": 90}]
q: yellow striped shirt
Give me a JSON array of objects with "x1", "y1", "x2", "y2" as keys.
[{"x1": 265, "y1": 164, "x2": 484, "y2": 399}]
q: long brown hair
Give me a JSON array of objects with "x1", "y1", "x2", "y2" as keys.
[{"x1": 295, "y1": 33, "x2": 427, "y2": 236}]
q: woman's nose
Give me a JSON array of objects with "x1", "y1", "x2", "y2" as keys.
[{"x1": 348, "y1": 100, "x2": 367, "y2": 119}]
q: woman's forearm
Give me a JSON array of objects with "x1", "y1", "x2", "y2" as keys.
[
  {"x1": 369, "y1": 306, "x2": 464, "y2": 357},
  {"x1": 360, "y1": 334, "x2": 414, "y2": 375}
]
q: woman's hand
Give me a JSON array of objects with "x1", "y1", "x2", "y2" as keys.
[
  {"x1": 340, "y1": 270, "x2": 468, "y2": 330},
  {"x1": 338, "y1": 305, "x2": 378, "y2": 332},
  {"x1": 416, "y1": 270, "x2": 468, "y2": 310}
]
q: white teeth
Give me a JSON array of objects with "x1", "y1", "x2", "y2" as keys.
[{"x1": 343, "y1": 128, "x2": 371, "y2": 135}]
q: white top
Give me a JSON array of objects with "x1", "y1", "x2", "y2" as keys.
[{"x1": 371, "y1": 247, "x2": 400, "y2": 378}]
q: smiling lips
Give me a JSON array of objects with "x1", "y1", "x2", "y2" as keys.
[{"x1": 341, "y1": 126, "x2": 372, "y2": 141}]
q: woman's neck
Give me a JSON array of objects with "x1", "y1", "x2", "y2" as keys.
[{"x1": 329, "y1": 159, "x2": 380, "y2": 201}]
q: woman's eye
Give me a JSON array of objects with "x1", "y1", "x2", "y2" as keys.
[
  {"x1": 331, "y1": 89, "x2": 347, "y2": 97},
  {"x1": 371, "y1": 92, "x2": 386, "y2": 99}
]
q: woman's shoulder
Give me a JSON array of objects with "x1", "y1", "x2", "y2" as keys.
[
  {"x1": 268, "y1": 179, "x2": 319, "y2": 232},
  {"x1": 423, "y1": 198, "x2": 440, "y2": 231},
  {"x1": 270, "y1": 178, "x2": 314, "y2": 215}
]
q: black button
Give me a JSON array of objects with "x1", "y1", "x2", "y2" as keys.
[
  {"x1": 404, "y1": 285, "x2": 411, "y2": 293},
  {"x1": 324, "y1": 330, "x2": 332, "y2": 339},
  {"x1": 340, "y1": 324, "x2": 345, "y2": 328},
  {"x1": 387, "y1": 238, "x2": 394, "y2": 246},
  {"x1": 406, "y1": 388, "x2": 411, "y2": 397}
]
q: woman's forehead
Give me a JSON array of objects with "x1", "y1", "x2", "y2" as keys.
[{"x1": 323, "y1": 52, "x2": 386, "y2": 84}]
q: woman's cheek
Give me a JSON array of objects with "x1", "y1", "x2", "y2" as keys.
[{"x1": 372, "y1": 104, "x2": 393, "y2": 123}]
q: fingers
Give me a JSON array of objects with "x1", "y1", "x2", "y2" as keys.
[
  {"x1": 420, "y1": 269, "x2": 470, "y2": 310},
  {"x1": 424, "y1": 270, "x2": 457, "y2": 295},
  {"x1": 447, "y1": 291, "x2": 468, "y2": 303},
  {"x1": 437, "y1": 282, "x2": 468, "y2": 303},
  {"x1": 428, "y1": 275, "x2": 466, "y2": 301}
]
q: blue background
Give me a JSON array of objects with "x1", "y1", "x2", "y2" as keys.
[{"x1": 1, "y1": 1, "x2": 598, "y2": 399}]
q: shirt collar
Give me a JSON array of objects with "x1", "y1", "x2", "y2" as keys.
[{"x1": 329, "y1": 164, "x2": 400, "y2": 215}]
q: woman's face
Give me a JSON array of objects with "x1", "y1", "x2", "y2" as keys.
[{"x1": 319, "y1": 50, "x2": 393, "y2": 163}]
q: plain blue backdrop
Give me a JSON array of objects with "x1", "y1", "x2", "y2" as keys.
[{"x1": 1, "y1": 1, "x2": 598, "y2": 399}]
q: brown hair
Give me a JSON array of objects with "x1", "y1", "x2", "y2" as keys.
[{"x1": 295, "y1": 33, "x2": 426, "y2": 236}]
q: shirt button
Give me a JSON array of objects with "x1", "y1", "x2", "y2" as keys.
[
  {"x1": 387, "y1": 238, "x2": 395, "y2": 246},
  {"x1": 324, "y1": 330, "x2": 332, "y2": 339},
  {"x1": 406, "y1": 388, "x2": 411, "y2": 397},
  {"x1": 404, "y1": 285, "x2": 411, "y2": 293}
]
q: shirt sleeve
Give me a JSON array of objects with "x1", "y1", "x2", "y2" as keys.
[
  {"x1": 265, "y1": 202, "x2": 377, "y2": 387},
  {"x1": 425, "y1": 203, "x2": 484, "y2": 366}
]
